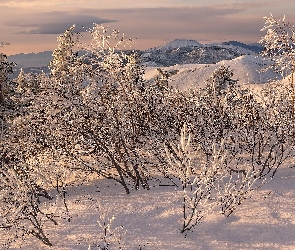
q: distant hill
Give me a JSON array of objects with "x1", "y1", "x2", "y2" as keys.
[
  {"x1": 221, "y1": 41, "x2": 263, "y2": 53},
  {"x1": 147, "y1": 39, "x2": 203, "y2": 52},
  {"x1": 8, "y1": 51, "x2": 53, "y2": 68},
  {"x1": 141, "y1": 39, "x2": 258, "y2": 67}
]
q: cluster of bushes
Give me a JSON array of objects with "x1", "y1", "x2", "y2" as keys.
[{"x1": 0, "y1": 15, "x2": 295, "y2": 247}]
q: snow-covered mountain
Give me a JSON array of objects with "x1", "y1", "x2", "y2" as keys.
[
  {"x1": 141, "y1": 39, "x2": 258, "y2": 67},
  {"x1": 147, "y1": 39, "x2": 203, "y2": 52}
]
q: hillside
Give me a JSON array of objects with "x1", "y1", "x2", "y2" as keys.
[{"x1": 144, "y1": 55, "x2": 282, "y2": 90}]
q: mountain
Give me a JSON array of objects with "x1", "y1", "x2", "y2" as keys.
[
  {"x1": 147, "y1": 39, "x2": 203, "y2": 52},
  {"x1": 8, "y1": 51, "x2": 53, "y2": 68},
  {"x1": 221, "y1": 41, "x2": 263, "y2": 53},
  {"x1": 141, "y1": 39, "x2": 257, "y2": 67}
]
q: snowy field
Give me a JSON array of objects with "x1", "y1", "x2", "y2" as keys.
[{"x1": 2, "y1": 162, "x2": 295, "y2": 250}]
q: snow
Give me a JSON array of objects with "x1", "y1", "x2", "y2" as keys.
[
  {"x1": 144, "y1": 55, "x2": 283, "y2": 90},
  {"x1": 3, "y1": 165, "x2": 295, "y2": 249},
  {"x1": 147, "y1": 39, "x2": 203, "y2": 52}
]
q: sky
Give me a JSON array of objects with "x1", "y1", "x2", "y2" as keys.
[{"x1": 0, "y1": 0, "x2": 295, "y2": 55}]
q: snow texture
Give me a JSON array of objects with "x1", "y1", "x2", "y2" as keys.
[
  {"x1": 144, "y1": 55, "x2": 282, "y2": 90},
  {"x1": 2, "y1": 165, "x2": 294, "y2": 250}
]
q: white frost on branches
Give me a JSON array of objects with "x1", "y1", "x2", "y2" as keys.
[{"x1": 260, "y1": 14, "x2": 295, "y2": 78}]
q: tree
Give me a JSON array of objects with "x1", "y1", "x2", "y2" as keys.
[
  {"x1": 17, "y1": 68, "x2": 27, "y2": 93},
  {"x1": 260, "y1": 14, "x2": 295, "y2": 80},
  {"x1": 165, "y1": 124, "x2": 226, "y2": 233},
  {"x1": 0, "y1": 70, "x2": 56, "y2": 247},
  {"x1": 13, "y1": 24, "x2": 154, "y2": 195},
  {"x1": 165, "y1": 76, "x2": 295, "y2": 232},
  {"x1": 49, "y1": 25, "x2": 81, "y2": 79},
  {"x1": 260, "y1": 14, "x2": 295, "y2": 111},
  {"x1": 206, "y1": 65, "x2": 238, "y2": 97},
  {"x1": 0, "y1": 52, "x2": 15, "y2": 104}
]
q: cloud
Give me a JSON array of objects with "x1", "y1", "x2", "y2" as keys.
[
  {"x1": 6, "y1": 12, "x2": 115, "y2": 34},
  {"x1": 0, "y1": 0, "x2": 200, "y2": 9},
  {"x1": 2, "y1": 3, "x2": 295, "y2": 55},
  {"x1": 87, "y1": 6, "x2": 248, "y2": 35},
  {"x1": 6, "y1": 6, "x2": 246, "y2": 36},
  {"x1": 100, "y1": 6, "x2": 245, "y2": 18}
]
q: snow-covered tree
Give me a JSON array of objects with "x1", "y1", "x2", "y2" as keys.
[
  {"x1": 154, "y1": 68, "x2": 169, "y2": 90},
  {"x1": 165, "y1": 89, "x2": 294, "y2": 231},
  {"x1": 49, "y1": 25, "x2": 81, "y2": 79},
  {"x1": 16, "y1": 68, "x2": 30, "y2": 93},
  {"x1": 165, "y1": 124, "x2": 225, "y2": 233},
  {"x1": 260, "y1": 14, "x2": 295, "y2": 114},
  {"x1": 0, "y1": 52, "x2": 15, "y2": 104},
  {"x1": 0, "y1": 43, "x2": 63, "y2": 247},
  {"x1": 260, "y1": 14, "x2": 295, "y2": 80},
  {"x1": 13, "y1": 24, "x2": 154, "y2": 195},
  {"x1": 0, "y1": 74, "x2": 56, "y2": 246},
  {"x1": 0, "y1": 161, "x2": 56, "y2": 246},
  {"x1": 206, "y1": 65, "x2": 238, "y2": 97}
]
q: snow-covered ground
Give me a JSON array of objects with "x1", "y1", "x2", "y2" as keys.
[
  {"x1": 4, "y1": 163, "x2": 295, "y2": 250},
  {"x1": 144, "y1": 55, "x2": 283, "y2": 90}
]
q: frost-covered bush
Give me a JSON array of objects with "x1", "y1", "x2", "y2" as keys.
[
  {"x1": 87, "y1": 202, "x2": 126, "y2": 250},
  {"x1": 162, "y1": 65, "x2": 295, "y2": 233},
  {"x1": 260, "y1": 14, "x2": 295, "y2": 79},
  {"x1": 166, "y1": 117, "x2": 293, "y2": 233},
  {"x1": 165, "y1": 124, "x2": 262, "y2": 232},
  {"x1": 0, "y1": 161, "x2": 56, "y2": 247},
  {"x1": 10, "y1": 25, "x2": 174, "y2": 194},
  {"x1": 165, "y1": 124, "x2": 226, "y2": 233},
  {"x1": 0, "y1": 64, "x2": 56, "y2": 246}
]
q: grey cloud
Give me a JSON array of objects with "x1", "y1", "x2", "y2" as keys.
[
  {"x1": 89, "y1": 7, "x2": 253, "y2": 35},
  {"x1": 7, "y1": 11, "x2": 115, "y2": 34},
  {"x1": 95, "y1": 6, "x2": 245, "y2": 18}
]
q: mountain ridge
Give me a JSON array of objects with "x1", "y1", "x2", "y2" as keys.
[
  {"x1": 7, "y1": 39, "x2": 264, "y2": 71},
  {"x1": 141, "y1": 39, "x2": 259, "y2": 67}
]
